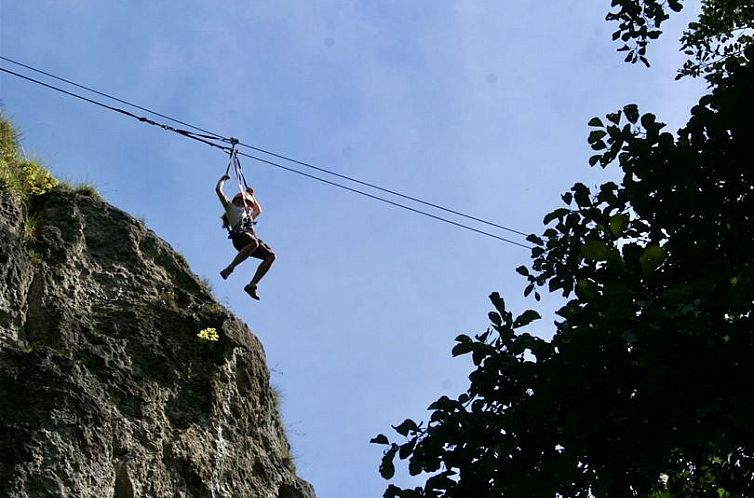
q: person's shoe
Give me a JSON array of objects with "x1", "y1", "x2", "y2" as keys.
[
  {"x1": 220, "y1": 267, "x2": 233, "y2": 280},
  {"x1": 244, "y1": 283, "x2": 260, "y2": 300}
]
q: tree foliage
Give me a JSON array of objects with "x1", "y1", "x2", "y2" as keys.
[
  {"x1": 375, "y1": 3, "x2": 754, "y2": 497},
  {"x1": 679, "y1": 0, "x2": 754, "y2": 80},
  {"x1": 606, "y1": 0, "x2": 682, "y2": 67},
  {"x1": 607, "y1": 0, "x2": 754, "y2": 80}
]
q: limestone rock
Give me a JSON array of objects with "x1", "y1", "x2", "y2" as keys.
[{"x1": 0, "y1": 185, "x2": 315, "y2": 498}]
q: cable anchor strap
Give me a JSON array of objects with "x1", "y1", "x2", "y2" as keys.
[
  {"x1": 224, "y1": 140, "x2": 238, "y2": 177},
  {"x1": 233, "y1": 150, "x2": 252, "y2": 217},
  {"x1": 223, "y1": 141, "x2": 252, "y2": 219},
  {"x1": 229, "y1": 137, "x2": 251, "y2": 193},
  {"x1": 228, "y1": 138, "x2": 250, "y2": 190}
]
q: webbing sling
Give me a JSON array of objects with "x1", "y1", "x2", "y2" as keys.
[{"x1": 224, "y1": 139, "x2": 255, "y2": 230}]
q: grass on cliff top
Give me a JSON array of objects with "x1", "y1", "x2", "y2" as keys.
[
  {"x1": 0, "y1": 113, "x2": 58, "y2": 200},
  {"x1": 0, "y1": 112, "x2": 101, "y2": 201}
]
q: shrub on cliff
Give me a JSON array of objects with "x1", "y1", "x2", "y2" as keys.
[{"x1": 0, "y1": 113, "x2": 58, "y2": 201}]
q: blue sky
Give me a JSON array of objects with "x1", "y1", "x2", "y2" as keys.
[{"x1": 1, "y1": 2, "x2": 705, "y2": 497}]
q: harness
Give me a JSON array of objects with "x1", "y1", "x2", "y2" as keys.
[
  {"x1": 227, "y1": 217, "x2": 257, "y2": 239},
  {"x1": 224, "y1": 138, "x2": 258, "y2": 238}
]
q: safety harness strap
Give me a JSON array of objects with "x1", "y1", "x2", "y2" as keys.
[{"x1": 225, "y1": 139, "x2": 255, "y2": 233}]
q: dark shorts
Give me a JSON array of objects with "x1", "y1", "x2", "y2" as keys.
[{"x1": 230, "y1": 229, "x2": 274, "y2": 259}]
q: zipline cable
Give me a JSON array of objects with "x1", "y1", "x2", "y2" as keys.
[
  {"x1": 0, "y1": 62, "x2": 533, "y2": 249},
  {"x1": 235, "y1": 150, "x2": 532, "y2": 248},
  {"x1": 0, "y1": 55, "x2": 225, "y2": 142},
  {"x1": 0, "y1": 56, "x2": 529, "y2": 238},
  {"x1": 0, "y1": 66, "x2": 230, "y2": 153},
  {"x1": 238, "y1": 143, "x2": 529, "y2": 237}
]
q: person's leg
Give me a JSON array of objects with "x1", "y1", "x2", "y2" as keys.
[
  {"x1": 250, "y1": 252, "x2": 275, "y2": 287},
  {"x1": 221, "y1": 234, "x2": 259, "y2": 279},
  {"x1": 243, "y1": 242, "x2": 276, "y2": 300}
]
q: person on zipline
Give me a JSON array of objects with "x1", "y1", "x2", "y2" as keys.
[{"x1": 216, "y1": 174, "x2": 275, "y2": 300}]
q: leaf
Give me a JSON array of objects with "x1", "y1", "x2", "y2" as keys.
[
  {"x1": 609, "y1": 214, "x2": 629, "y2": 236},
  {"x1": 408, "y1": 458, "x2": 425, "y2": 477},
  {"x1": 426, "y1": 471, "x2": 457, "y2": 492},
  {"x1": 471, "y1": 344, "x2": 489, "y2": 366},
  {"x1": 573, "y1": 184, "x2": 592, "y2": 208},
  {"x1": 384, "y1": 485, "x2": 404, "y2": 498},
  {"x1": 664, "y1": 283, "x2": 693, "y2": 303},
  {"x1": 452, "y1": 336, "x2": 473, "y2": 357},
  {"x1": 589, "y1": 154, "x2": 601, "y2": 166},
  {"x1": 508, "y1": 334, "x2": 531, "y2": 355},
  {"x1": 623, "y1": 104, "x2": 639, "y2": 124},
  {"x1": 640, "y1": 245, "x2": 666, "y2": 274},
  {"x1": 393, "y1": 419, "x2": 419, "y2": 437},
  {"x1": 607, "y1": 111, "x2": 622, "y2": 124},
  {"x1": 515, "y1": 265, "x2": 529, "y2": 276},
  {"x1": 588, "y1": 130, "x2": 607, "y2": 143},
  {"x1": 606, "y1": 124, "x2": 621, "y2": 139},
  {"x1": 640, "y1": 113, "x2": 657, "y2": 129},
  {"x1": 371, "y1": 434, "x2": 390, "y2": 445},
  {"x1": 428, "y1": 395, "x2": 459, "y2": 411},
  {"x1": 379, "y1": 445, "x2": 398, "y2": 479},
  {"x1": 526, "y1": 234, "x2": 544, "y2": 245},
  {"x1": 454, "y1": 333, "x2": 472, "y2": 343},
  {"x1": 513, "y1": 310, "x2": 541, "y2": 328},
  {"x1": 398, "y1": 439, "x2": 416, "y2": 460},
  {"x1": 543, "y1": 208, "x2": 569, "y2": 225},
  {"x1": 489, "y1": 292, "x2": 506, "y2": 315},
  {"x1": 588, "y1": 117, "x2": 603, "y2": 127},
  {"x1": 524, "y1": 283, "x2": 534, "y2": 297},
  {"x1": 580, "y1": 240, "x2": 610, "y2": 261},
  {"x1": 548, "y1": 278, "x2": 562, "y2": 293},
  {"x1": 577, "y1": 279, "x2": 598, "y2": 300}
]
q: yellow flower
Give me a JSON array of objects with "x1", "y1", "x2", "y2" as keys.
[{"x1": 197, "y1": 327, "x2": 219, "y2": 342}]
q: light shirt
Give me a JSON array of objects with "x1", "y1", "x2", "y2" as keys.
[{"x1": 225, "y1": 204, "x2": 251, "y2": 230}]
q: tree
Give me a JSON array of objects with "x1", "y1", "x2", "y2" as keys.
[{"x1": 374, "y1": 3, "x2": 754, "y2": 497}]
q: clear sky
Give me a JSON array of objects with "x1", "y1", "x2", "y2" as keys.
[{"x1": 0, "y1": 2, "x2": 704, "y2": 497}]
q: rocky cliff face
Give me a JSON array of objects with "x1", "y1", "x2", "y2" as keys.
[{"x1": 0, "y1": 185, "x2": 315, "y2": 498}]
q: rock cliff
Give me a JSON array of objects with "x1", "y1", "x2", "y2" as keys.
[{"x1": 0, "y1": 184, "x2": 315, "y2": 498}]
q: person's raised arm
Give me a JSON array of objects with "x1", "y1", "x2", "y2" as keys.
[
  {"x1": 216, "y1": 175, "x2": 230, "y2": 208},
  {"x1": 246, "y1": 188, "x2": 262, "y2": 219},
  {"x1": 250, "y1": 196, "x2": 262, "y2": 219}
]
